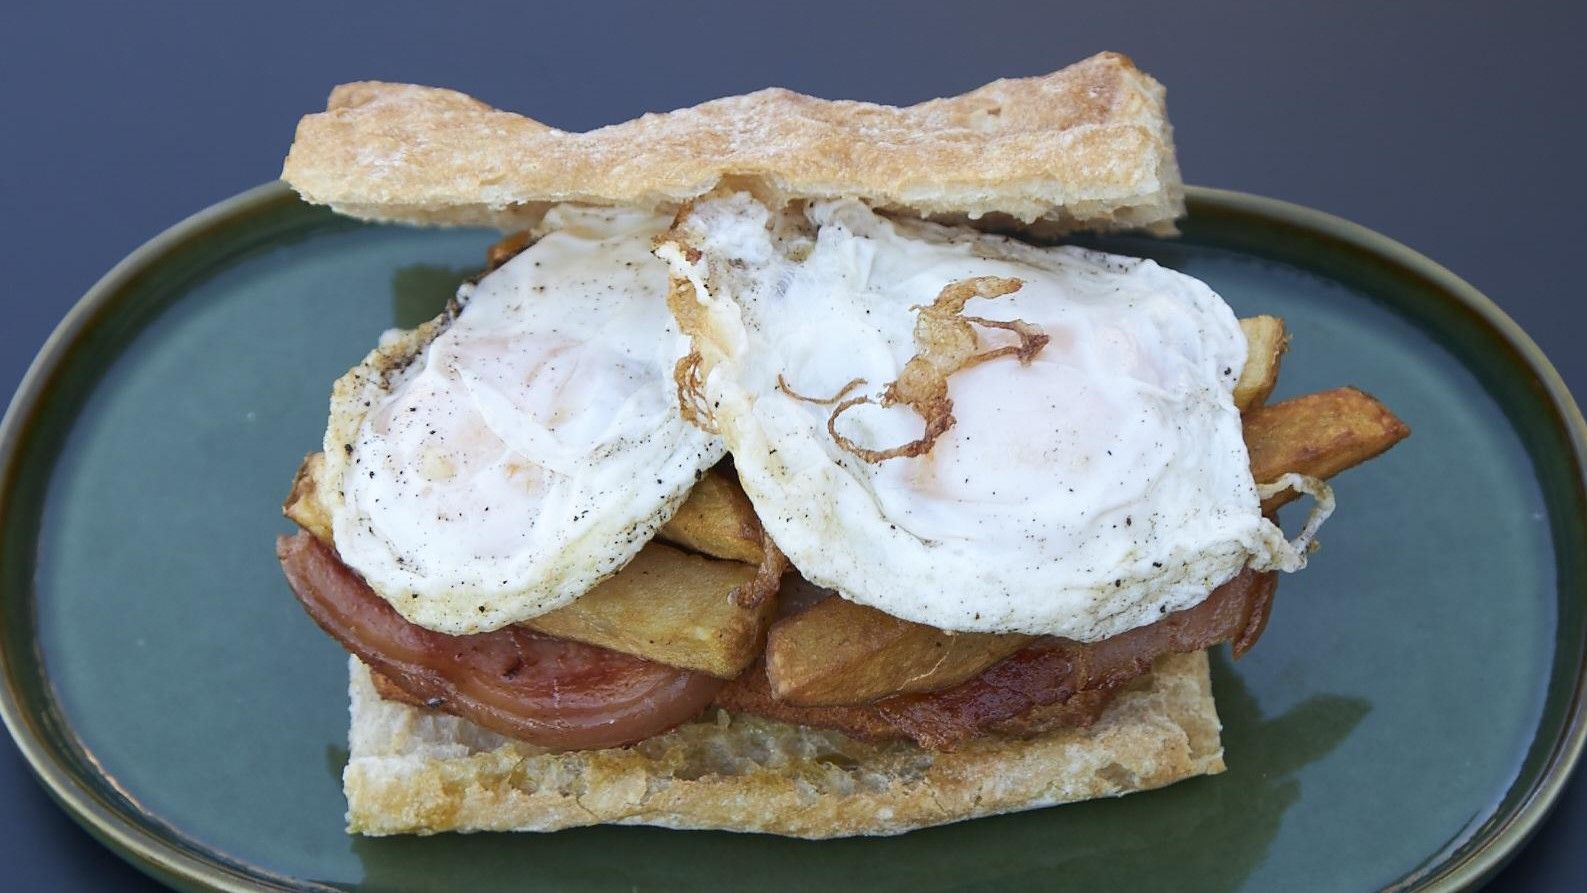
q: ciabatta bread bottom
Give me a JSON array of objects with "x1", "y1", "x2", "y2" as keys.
[{"x1": 343, "y1": 651, "x2": 1225, "y2": 838}]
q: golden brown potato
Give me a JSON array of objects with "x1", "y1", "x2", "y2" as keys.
[
  {"x1": 658, "y1": 465, "x2": 765, "y2": 564},
  {"x1": 764, "y1": 595, "x2": 1034, "y2": 706},
  {"x1": 1236, "y1": 316, "x2": 1289, "y2": 411},
  {"x1": 1245, "y1": 386, "x2": 1410, "y2": 513},
  {"x1": 526, "y1": 541, "x2": 776, "y2": 679},
  {"x1": 486, "y1": 230, "x2": 533, "y2": 269},
  {"x1": 283, "y1": 453, "x2": 334, "y2": 544}
]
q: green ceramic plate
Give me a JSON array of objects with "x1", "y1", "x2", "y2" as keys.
[{"x1": 1, "y1": 183, "x2": 1583, "y2": 893}]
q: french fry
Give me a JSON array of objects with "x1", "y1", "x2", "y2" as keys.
[
  {"x1": 1235, "y1": 316, "x2": 1288, "y2": 411},
  {"x1": 486, "y1": 230, "x2": 533, "y2": 269},
  {"x1": 658, "y1": 465, "x2": 765, "y2": 564},
  {"x1": 526, "y1": 541, "x2": 776, "y2": 679},
  {"x1": 1244, "y1": 386, "x2": 1410, "y2": 513},
  {"x1": 282, "y1": 452, "x2": 334, "y2": 543},
  {"x1": 765, "y1": 595, "x2": 1034, "y2": 706}
]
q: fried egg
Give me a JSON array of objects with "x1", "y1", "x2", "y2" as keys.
[
  {"x1": 323, "y1": 205, "x2": 724, "y2": 634},
  {"x1": 658, "y1": 194, "x2": 1316, "y2": 641}
]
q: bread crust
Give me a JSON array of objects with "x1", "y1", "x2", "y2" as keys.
[
  {"x1": 282, "y1": 52, "x2": 1182, "y2": 234},
  {"x1": 343, "y1": 650, "x2": 1224, "y2": 838}
]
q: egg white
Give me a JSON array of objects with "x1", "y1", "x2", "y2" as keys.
[
  {"x1": 323, "y1": 206, "x2": 724, "y2": 634},
  {"x1": 659, "y1": 194, "x2": 1305, "y2": 641}
]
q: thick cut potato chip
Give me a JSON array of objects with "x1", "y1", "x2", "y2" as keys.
[
  {"x1": 1235, "y1": 316, "x2": 1288, "y2": 411},
  {"x1": 283, "y1": 453, "x2": 333, "y2": 544},
  {"x1": 526, "y1": 542, "x2": 775, "y2": 679},
  {"x1": 658, "y1": 465, "x2": 765, "y2": 564},
  {"x1": 1244, "y1": 386, "x2": 1410, "y2": 513},
  {"x1": 765, "y1": 595, "x2": 1033, "y2": 706}
]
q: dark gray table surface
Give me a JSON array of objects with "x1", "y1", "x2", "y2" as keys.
[{"x1": 2, "y1": 3, "x2": 1582, "y2": 890}]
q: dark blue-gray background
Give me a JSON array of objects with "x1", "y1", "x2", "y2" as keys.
[{"x1": 1, "y1": 2, "x2": 1581, "y2": 890}]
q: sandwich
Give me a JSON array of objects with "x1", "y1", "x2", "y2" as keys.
[{"x1": 275, "y1": 51, "x2": 1409, "y2": 838}]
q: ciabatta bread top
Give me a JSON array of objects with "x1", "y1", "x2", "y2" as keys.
[
  {"x1": 282, "y1": 52, "x2": 1183, "y2": 234},
  {"x1": 342, "y1": 651, "x2": 1223, "y2": 838}
]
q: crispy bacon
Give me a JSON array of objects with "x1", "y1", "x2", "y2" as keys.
[
  {"x1": 716, "y1": 569, "x2": 1277, "y2": 750},
  {"x1": 277, "y1": 532, "x2": 724, "y2": 750}
]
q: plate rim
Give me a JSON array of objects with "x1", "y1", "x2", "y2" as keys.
[{"x1": 1, "y1": 180, "x2": 1583, "y2": 893}]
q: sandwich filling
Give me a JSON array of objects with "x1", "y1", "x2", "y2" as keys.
[
  {"x1": 278, "y1": 528, "x2": 1272, "y2": 751},
  {"x1": 279, "y1": 199, "x2": 1386, "y2": 756}
]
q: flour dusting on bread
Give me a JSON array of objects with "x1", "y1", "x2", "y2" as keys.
[{"x1": 282, "y1": 52, "x2": 1182, "y2": 235}]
